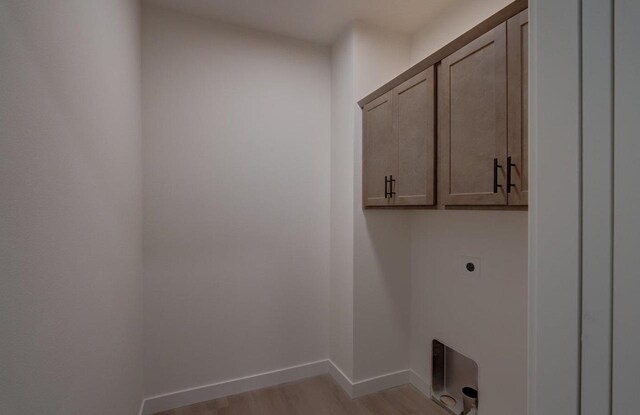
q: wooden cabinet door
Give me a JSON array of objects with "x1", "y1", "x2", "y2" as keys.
[
  {"x1": 394, "y1": 67, "x2": 436, "y2": 206},
  {"x1": 363, "y1": 91, "x2": 397, "y2": 206},
  {"x1": 439, "y1": 23, "x2": 508, "y2": 206},
  {"x1": 507, "y1": 10, "x2": 529, "y2": 205}
]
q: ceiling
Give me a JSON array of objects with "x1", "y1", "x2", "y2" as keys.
[{"x1": 144, "y1": 0, "x2": 455, "y2": 45}]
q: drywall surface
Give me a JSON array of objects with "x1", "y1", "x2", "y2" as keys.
[
  {"x1": 0, "y1": 1, "x2": 143, "y2": 414},
  {"x1": 351, "y1": 23, "x2": 413, "y2": 382},
  {"x1": 330, "y1": 27, "x2": 356, "y2": 379},
  {"x1": 581, "y1": 1, "x2": 613, "y2": 413},
  {"x1": 528, "y1": 0, "x2": 581, "y2": 413},
  {"x1": 409, "y1": 0, "x2": 512, "y2": 64},
  {"x1": 613, "y1": 0, "x2": 640, "y2": 411},
  {"x1": 409, "y1": 211, "x2": 528, "y2": 414},
  {"x1": 408, "y1": 2, "x2": 528, "y2": 413},
  {"x1": 142, "y1": 5, "x2": 331, "y2": 397}
]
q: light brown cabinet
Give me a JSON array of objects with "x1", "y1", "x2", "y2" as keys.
[
  {"x1": 438, "y1": 23, "x2": 508, "y2": 206},
  {"x1": 439, "y1": 9, "x2": 528, "y2": 207},
  {"x1": 363, "y1": 91, "x2": 396, "y2": 206},
  {"x1": 363, "y1": 67, "x2": 436, "y2": 208},
  {"x1": 360, "y1": 0, "x2": 528, "y2": 209},
  {"x1": 507, "y1": 9, "x2": 529, "y2": 206}
]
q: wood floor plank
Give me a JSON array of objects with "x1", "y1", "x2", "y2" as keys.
[{"x1": 153, "y1": 375, "x2": 448, "y2": 415}]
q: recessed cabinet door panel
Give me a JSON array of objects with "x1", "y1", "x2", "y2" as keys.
[
  {"x1": 507, "y1": 10, "x2": 529, "y2": 205},
  {"x1": 439, "y1": 23, "x2": 508, "y2": 205},
  {"x1": 363, "y1": 91, "x2": 396, "y2": 206},
  {"x1": 395, "y1": 67, "x2": 436, "y2": 206}
]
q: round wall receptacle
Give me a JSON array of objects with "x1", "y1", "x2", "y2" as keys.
[{"x1": 460, "y1": 256, "x2": 481, "y2": 278}]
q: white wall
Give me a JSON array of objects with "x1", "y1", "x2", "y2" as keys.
[
  {"x1": 581, "y1": 0, "x2": 613, "y2": 413},
  {"x1": 0, "y1": 1, "x2": 143, "y2": 414},
  {"x1": 351, "y1": 23, "x2": 413, "y2": 382},
  {"x1": 408, "y1": 2, "x2": 528, "y2": 414},
  {"x1": 330, "y1": 27, "x2": 356, "y2": 379},
  {"x1": 528, "y1": 0, "x2": 581, "y2": 413},
  {"x1": 409, "y1": 212, "x2": 528, "y2": 414},
  {"x1": 330, "y1": 21, "x2": 419, "y2": 386},
  {"x1": 141, "y1": 5, "x2": 331, "y2": 397},
  {"x1": 331, "y1": 7, "x2": 529, "y2": 400},
  {"x1": 330, "y1": 21, "x2": 414, "y2": 384},
  {"x1": 410, "y1": 0, "x2": 512, "y2": 65},
  {"x1": 612, "y1": 0, "x2": 640, "y2": 411}
]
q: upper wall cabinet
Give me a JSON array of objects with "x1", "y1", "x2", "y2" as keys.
[
  {"x1": 438, "y1": 23, "x2": 508, "y2": 206},
  {"x1": 507, "y1": 9, "x2": 529, "y2": 205},
  {"x1": 439, "y1": 10, "x2": 528, "y2": 207},
  {"x1": 359, "y1": 0, "x2": 528, "y2": 209},
  {"x1": 363, "y1": 67, "x2": 436, "y2": 208},
  {"x1": 363, "y1": 91, "x2": 396, "y2": 206}
]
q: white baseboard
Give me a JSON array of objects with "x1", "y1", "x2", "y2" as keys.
[
  {"x1": 141, "y1": 359, "x2": 416, "y2": 414},
  {"x1": 328, "y1": 360, "x2": 354, "y2": 397},
  {"x1": 141, "y1": 360, "x2": 329, "y2": 415},
  {"x1": 409, "y1": 370, "x2": 430, "y2": 396},
  {"x1": 327, "y1": 360, "x2": 411, "y2": 398},
  {"x1": 352, "y1": 369, "x2": 410, "y2": 398}
]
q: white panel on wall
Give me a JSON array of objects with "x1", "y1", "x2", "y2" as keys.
[
  {"x1": 612, "y1": 0, "x2": 640, "y2": 412},
  {"x1": 529, "y1": 0, "x2": 582, "y2": 414},
  {"x1": 581, "y1": 0, "x2": 613, "y2": 414}
]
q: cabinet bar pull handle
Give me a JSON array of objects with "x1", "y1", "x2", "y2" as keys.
[
  {"x1": 384, "y1": 175, "x2": 390, "y2": 199},
  {"x1": 507, "y1": 156, "x2": 516, "y2": 193},
  {"x1": 493, "y1": 158, "x2": 503, "y2": 193},
  {"x1": 389, "y1": 175, "x2": 396, "y2": 197}
]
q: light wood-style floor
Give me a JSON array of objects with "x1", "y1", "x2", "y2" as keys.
[{"x1": 154, "y1": 375, "x2": 449, "y2": 415}]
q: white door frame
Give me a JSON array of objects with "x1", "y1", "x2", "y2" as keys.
[
  {"x1": 612, "y1": 0, "x2": 640, "y2": 412},
  {"x1": 581, "y1": 0, "x2": 613, "y2": 414},
  {"x1": 528, "y1": 1, "x2": 640, "y2": 414},
  {"x1": 528, "y1": 0, "x2": 582, "y2": 414}
]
